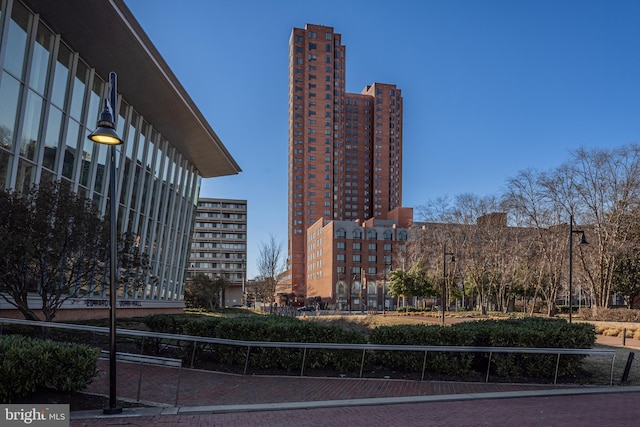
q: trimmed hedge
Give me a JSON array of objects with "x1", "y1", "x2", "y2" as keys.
[
  {"x1": 142, "y1": 315, "x2": 595, "y2": 380},
  {"x1": 370, "y1": 318, "x2": 595, "y2": 379},
  {"x1": 0, "y1": 335, "x2": 100, "y2": 402},
  {"x1": 144, "y1": 314, "x2": 366, "y2": 373}
]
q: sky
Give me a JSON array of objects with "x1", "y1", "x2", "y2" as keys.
[{"x1": 124, "y1": 0, "x2": 640, "y2": 279}]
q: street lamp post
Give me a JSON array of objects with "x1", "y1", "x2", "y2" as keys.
[
  {"x1": 88, "y1": 72, "x2": 123, "y2": 415},
  {"x1": 442, "y1": 243, "x2": 455, "y2": 326},
  {"x1": 569, "y1": 215, "x2": 588, "y2": 324},
  {"x1": 361, "y1": 269, "x2": 367, "y2": 314},
  {"x1": 383, "y1": 262, "x2": 390, "y2": 316}
]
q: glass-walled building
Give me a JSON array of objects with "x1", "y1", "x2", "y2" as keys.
[{"x1": 0, "y1": 0, "x2": 241, "y2": 318}]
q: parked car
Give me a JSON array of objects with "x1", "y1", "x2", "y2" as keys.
[{"x1": 297, "y1": 305, "x2": 316, "y2": 312}]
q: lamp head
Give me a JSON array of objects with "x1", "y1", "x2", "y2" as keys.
[
  {"x1": 88, "y1": 100, "x2": 123, "y2": 145},
  {"x1": 578, "y1": 232, "x2": 589, "y2": 245}
]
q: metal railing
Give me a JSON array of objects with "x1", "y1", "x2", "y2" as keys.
[{"x1": 0, "y1": 317, "x2": 617, "y2": 387}]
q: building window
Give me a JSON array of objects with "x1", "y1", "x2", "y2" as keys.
[
  {"x1": 368, "y1": 255, "x2": 377, "y2": 263},
  {"x1": 352, "y1": 255, "x2": 361, "y2": 263},
  {"x1": 352, "y1": 242, "x2": 361, "y2": 251},
  {"x1": 337, "y1": 242, "x2": 345, "y2": 250}
]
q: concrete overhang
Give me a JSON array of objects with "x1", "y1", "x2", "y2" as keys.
[{"x1": 22, "y1": 0, "x2": 241, "y2": 178}]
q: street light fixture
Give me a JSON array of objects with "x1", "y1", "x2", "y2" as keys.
[
  {"x1": 568, "y1": 215, "x2": 588, "y2": 324},
  {"x1": 88, "y1": 72, "x2": 123, "y2": 415},
  {"x1": 442, "y1": 243, "x2": 455, "y2": 326}
]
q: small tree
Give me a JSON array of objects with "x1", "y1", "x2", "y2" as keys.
[
  {"x1": 388, "y1": 262, "x2": 435, "y2": 308},
  {"x1": 256, "y1": 234, "x2": 285, "y2": 308},
  {"x1": 612, "y1": 255, "x2": 640, "y2": 308},
  {"x1": 184, "y1": 273, "x2": 227, "y2": 310}
]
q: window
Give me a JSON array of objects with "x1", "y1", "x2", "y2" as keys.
[
  {"x1": 336, "y1": 228, "x2": 346, "y2": 238},
  {"x1": 368, "y1": 255, "x2": 377, "y2": 263},
  {"x1": 337, "y1": 254, "x2": 345, "y2": 262},
  {"x1": 352, "y1": 242, "x2": 361, "y2": 251},
  {"x1": 337, "y1": 242, "x2": 345, "y2": 250},
  {"x1": 352, "y1": 255, "x2": 361, "y2": 263},
  {"x1": 368, "y1": 243, "x2": 377, "y2": 251}
]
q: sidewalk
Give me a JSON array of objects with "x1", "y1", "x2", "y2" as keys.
[{"x1": 70, "y1": 334, "x2": 640, "y2": 426}]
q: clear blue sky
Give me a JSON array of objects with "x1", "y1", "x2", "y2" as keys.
[{"x1": 124, "y1": 0, "x2": 640, "y2": 279}]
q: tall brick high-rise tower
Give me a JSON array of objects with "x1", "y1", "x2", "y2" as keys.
[{"x1": 286, "y1": 24, "x2": 403, "y2": 303}]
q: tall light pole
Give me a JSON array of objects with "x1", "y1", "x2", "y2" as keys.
[
  {"x1": 88, "y1": 72, "x2": 123, "y2": 415},
  {"x1": 568, "y1": 214, "x2": 588, "y2": 324},
  {"x1": 383, "y1": 261, "x2": 390, "y2": 316},
  {"x1": 442, "y1": 243, "x2": 455, "y2": 326}
]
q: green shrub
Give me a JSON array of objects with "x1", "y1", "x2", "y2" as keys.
[
  {"x1": 368, "y1": 318, "x2": 594, "y2": 380},
  {"x1": 369, "y1": 324, "x2": 476, "y2": 377},
  {"x1": 0, "y1": 335, "x2": 99, "y2": 402}
]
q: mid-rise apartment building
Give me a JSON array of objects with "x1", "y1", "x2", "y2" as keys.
[
  {"x1": 305, "y1": 207, "x2": 412, "y2": 310},
  {"x1": 188, "y1": 198, "x2": 247, "y2": 307},
  {"x1": 287, "y1": 24, "x2": 403, "y2": 303}
]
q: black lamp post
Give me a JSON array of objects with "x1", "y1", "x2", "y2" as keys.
[
  {"x1": 88, "y1": 72, "x2": 123, "y2": 415},
  {"x1": 442, "y1": 243, "x2": 455, "y2": 326},
  {"x1": 569, "y1": 215, "x2": 588, "y2": 324}
]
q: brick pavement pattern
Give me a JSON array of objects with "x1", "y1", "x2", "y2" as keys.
[{"x1": 70, "y1": 333, "x2": 640, "y2": 426}]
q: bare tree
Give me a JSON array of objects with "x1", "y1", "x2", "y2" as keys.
[
  {"x1": 255, "y1": 234, "x2": 285, "y2": 307},
  {"x1": 0, "y1": 182, "x2": 107, "y2": 321}
]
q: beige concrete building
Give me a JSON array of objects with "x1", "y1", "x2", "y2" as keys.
[{"x1": 188, "y1": 198, "x2": 247, "y2": 307}]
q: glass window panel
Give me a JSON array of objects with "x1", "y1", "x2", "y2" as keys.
[
  {"x1": 131, "y1": 164, "x2": 142, "y2": 207},
  {"x1": 69, "y1": 60, "x2": 88, "y2": 120},
  {"x1": 93, "y1": 143, "x2": 107, "y2": 194},
  {"x1": 19, "y1": 90, "x2": 43, "y2": 161},
  {"x1": 62, "y1": 119, "x2": 79, "y2": 179},
  {"x1": 87, "y1": 77, "x2": 103, "y2": 128},
  {"x1": 42, "y1": 106, "x2": 62, "y2": 171},
  {"x1": 116, "y1": 100, "x2": 127, "y2": 140},
  {"x1": 39, "y1": 167, "x2": 54, "y2": 184},
  {"x1": 5, "y1": 1, "x2": 31, "y2": 79},
  {"x1": 145, "y1": 133, "x2": 155, "y2": 170},
  {"x1": 79, "y1": 133, "x2": 92, "y2": 187},
  {"x1": 119, "y1": 157, "x2": 131, "y2": 205},
  {"x1": 0, "y1": 150, "x2": 11, "y2": 189},
  {"x1": 16, "y1": 158, "x2": 36, "y2": 193},
  {"x1": 29, "y1": 22, "x2": 54, "y2": 94},
  {"x1": 0, "y1": 72, "x2": 21, "y2": 151},
  {"x1": 125, "y1": 111, "x2": 138, "y2": 159},
  {"x1": 137, "y1": 121, "x2": 148, "y2": 163},
  {"x1": 51, "y1": 43, "x2": 72, "y2": 109}
]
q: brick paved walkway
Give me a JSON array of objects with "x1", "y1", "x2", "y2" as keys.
[
  {"x1": 82, "y1": 359, "x2": 577, "y2": 407},
  {"x1": 70, "y1": 333, "x2": 640, "y2": 426}
]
